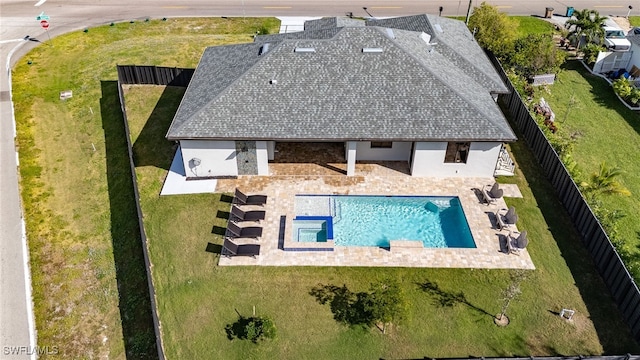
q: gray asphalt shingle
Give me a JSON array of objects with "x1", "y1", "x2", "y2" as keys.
[{"x1": 166, "y1": 15, "x2": 516, "y2": 142}]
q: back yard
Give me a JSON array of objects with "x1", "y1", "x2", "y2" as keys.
[{"x1": 124, "y1": 78, "x2": 638, "y2": 357}]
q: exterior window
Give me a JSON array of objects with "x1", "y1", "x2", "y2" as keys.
[
  {"x1": 444, "y1": 142, "x2": 470, "y2": 163},
  {"x1": 371, "y1": 141, "x2": 393, "y2": 148}
]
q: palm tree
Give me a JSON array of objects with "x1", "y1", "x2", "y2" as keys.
[
  {"x1": 581, "y1": 161, "x2": 631, "y2": 200},
  {"x1": 566, "y1": 9, "x2": 608, "y2": 46}
]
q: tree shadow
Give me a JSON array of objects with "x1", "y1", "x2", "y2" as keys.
[
  {"x1": 417, "y1": 280, "x2": 493, "y2": 318},
  {"x1": 130, "y1": 86, "x2": 185, "y2": 171},
  {"x1": 309, "y1": 284, "x2": 372, "y2": 327},
  {"x1": 225, "y1": 313, "x2": 255, "y2": 341},
  {"x1": 100, "y1": 80, "x2": 158, "y2": 359}
]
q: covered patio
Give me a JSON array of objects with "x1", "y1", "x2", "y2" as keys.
[{"x1": 269, "y1": 142, "x2": 411, "y2": 176}]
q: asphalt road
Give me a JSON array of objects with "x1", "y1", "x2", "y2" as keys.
[{"x1": 0, "y1": 0, "x2": 637, "y2": 358}]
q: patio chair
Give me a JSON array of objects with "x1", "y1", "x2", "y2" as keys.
[
  {"x1": 227, "y1": 221, "x2": 263, "y2": 239},
  {"x1": 231, "y1": 205, "x2": 266, "y2": 222},
  {"x1": 234, "y1": 188, "x2": 268, "y2": 206},
  {"x1": 496, "y1": 206, "x2": 518, "y2": 230},
  {"x1": 507, "y1": 230, "x2": 528, "y2": 255},
  {"x1": 482, "y1": 182, "x2": 503, "y2": 204},
  {"x1": 223, "y1": 238, "x2": 261, "y2": 258}
]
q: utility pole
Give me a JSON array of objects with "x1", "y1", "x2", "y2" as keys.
[{"x1": 465, "y1": 0, "x2": 473, "y2": 25}]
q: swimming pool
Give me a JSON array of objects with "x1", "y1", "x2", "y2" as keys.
[{"x1": 294, "y1": 195, "x2": 475, "y2": 248}]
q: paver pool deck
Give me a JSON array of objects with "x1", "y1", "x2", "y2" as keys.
[{"x1": 215, "y1": 163, "x2": 534, "y2": 269}]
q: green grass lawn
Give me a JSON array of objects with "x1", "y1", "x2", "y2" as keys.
[
  {"x1": 630, "y1": 16, "x2": 640, "y2": 27},
  {"x1": 124, "y1": 81, "x2": 639, "y2": 358},
  {"x1": 513, "y1": 16, "x2": 557, "y2": 37},
  {"x1": 11, "y1": 17, "x2": 280, "y2": 359},
  {"x1": 541, "y1": 61, "x2": 640, "y2": 265}
]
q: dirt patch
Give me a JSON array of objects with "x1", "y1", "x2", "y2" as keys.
[{"x1": 611, "y1": 16, "x2": 632, "y2": 32}]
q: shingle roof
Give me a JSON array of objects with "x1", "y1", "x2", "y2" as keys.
[{"x1": 166, "y1": 15, "x2": 516, "y2": 142}]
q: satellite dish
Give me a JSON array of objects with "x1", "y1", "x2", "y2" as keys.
[{"x1": 191, "y1": 158, "x2": 201, "y2": 167}]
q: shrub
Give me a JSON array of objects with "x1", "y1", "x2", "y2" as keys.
[
  {"x1": 225, "y1": 315, "x2": 276, "y2": 343},
  {"x1": 612, "y1": 77, "x2": 640, "y2": 105},
  {"x1": 580, "y1": 43, "x2": 604, "y2": 65}
]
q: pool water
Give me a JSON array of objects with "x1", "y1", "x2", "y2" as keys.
[
  {"x1": 291, "y1": 217, "x2": 332, "y2": 242},
  {"x1": 296, "y1": 195, "x2": 475, "y2": 248},
  {"x1": 298, "y1": 228, "x2": 327, "y2": 242}
]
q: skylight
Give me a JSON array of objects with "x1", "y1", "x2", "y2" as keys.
[
  {"x1": 420, "y1": 32, "x2": 432, "y2": 45},
  {"x1": 294, "y1": 47, "x2": 316, "y2": 53},
  {"x1": 362, "y1": 47, "x2": 383, "y2": 53}
]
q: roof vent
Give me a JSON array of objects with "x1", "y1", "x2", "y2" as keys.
[
  {"x1": 434, "y1": 24, "x2": 443, "y2": 33},
  {"x1": 259, "y1": 43, "x2": 271, "y2": 55},
  {"x1": 420, "y1": 32, "x2": 432, "y2": 44},
  {"x1": 269, "y1": 79, "x2": 278, "y2": 84},
  {"x1": 362, "y1": 47, "x2": 383, "y2": 53},
  {"x1": 294, "y1": 47, "x2": 316, "y2": 53},
  {"x1": 385, "y1": 28, "x2": 395, "y2": 39},
  {"x1": 420, "y1": 32, "x2": 437, "y2": 47}
]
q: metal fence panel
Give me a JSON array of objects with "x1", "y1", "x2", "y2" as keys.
[{"x1": 116, "y1": 65, "x2": 195, "y2": 87}]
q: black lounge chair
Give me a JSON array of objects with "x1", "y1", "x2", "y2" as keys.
[
  {"x1": 507, "y1": 230, "x2": 528, "y2": 255},
  {"x1": 223, "y1": 238, "x2": 261, "y2": 258},
  {"x1": 482, "y1": 182, "x2": 503, "y2": 204},
  {"x1": 231, "y1": 205, "x2": 266, "y2": 222},
  {"x1": 234, "y1": 188, "x2": 268, "y2": 206},
  {"x1": 227, "y1": 221, "x2": 263, "y2": 239},
  {"x1": 496, "y1": 206, "x2": 518, "y2": 230}
]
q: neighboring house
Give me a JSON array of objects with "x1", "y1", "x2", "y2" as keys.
[
  {"x1": 626, "y1": 32, "x2": 640, "y2": 83},
  {"x1": 166, "y1": 14, "x2": 517, "y2": 178}
]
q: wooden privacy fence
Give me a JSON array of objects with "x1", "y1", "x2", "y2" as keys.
[
  {"x1": 487, "y1": 54, "x2": 640, "y2": 342},
  {"x1": 117, "y1": 65, "x2": 194, "y2": 87}
]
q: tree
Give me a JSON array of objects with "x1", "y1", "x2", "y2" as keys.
[
  {"x1": 495, "y1": 270, "x2": 529, "y2": 325},
  {"x1": 580, "y1": 161, "x2": 631, "y2": 200},
  {"x1": 225, "y1": 313, "x2": 277, "y2": 343},
  {"x1": 467, "y1": 2, "x2": 518, "y2": 59},
  {"x1": 510, "y1": 33, "x2": 566, "y2": 77},
  {"x1": 566, "y1": 9, "x2": 607, "y2": 46},
  {"x1": 361, "y1": 279, "x2": 408, "y2": 333}
]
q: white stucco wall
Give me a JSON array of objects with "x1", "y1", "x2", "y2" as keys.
[
  {"x1": 267, "y1": 141, "x2": 276, "y2": 161},
  {"x1": 346, "y1": 141, "x2": 356, "y2": 176},
  {"x1": 355, "y1": 142, "x2": 412, "y2": 161},
  {"x1": 256, "y1": 141, "x2": 269, "y2": 175},
  {"x1": 180, "y1": 140, "x2": 238, "y2": 178},
  {"x1": 410, "y1": 141, "x2": 502, "y2": 177}
]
